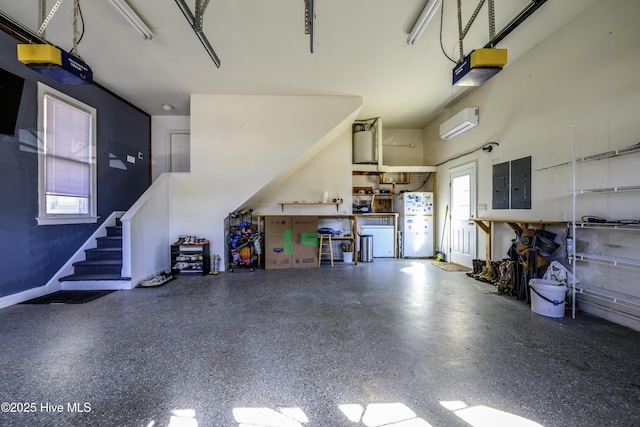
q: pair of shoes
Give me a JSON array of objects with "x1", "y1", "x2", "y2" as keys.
[{"x1": 138, "y1": 272, "x2": 173, "y2": 288}]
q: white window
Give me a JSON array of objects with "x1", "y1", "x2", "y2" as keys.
[{"x1": 37, "y1": 83, "x2": 97, "y2": 225}]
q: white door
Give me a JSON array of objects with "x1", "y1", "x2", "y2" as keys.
[
  {"x1": 449, "y1": 163, "x2": 476, "y2": 267},
  {"x1": 169, "y1": 131, "x2": 190, "y2": 173}
]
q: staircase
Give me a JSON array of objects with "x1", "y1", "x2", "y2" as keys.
[{"x1": 59, "y1": 220, "x2": 131, "y2": 288}]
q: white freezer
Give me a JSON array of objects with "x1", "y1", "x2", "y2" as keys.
[{"x1": 359, "y1": 225, "x2": 395, "y2": 258}]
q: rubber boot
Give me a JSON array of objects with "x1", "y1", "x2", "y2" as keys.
[
  {"x1": 475, "y1": 264, "x2": 490, "y2": 281},
  {"x1": 490, "y1": 261, "x2": 501, "y2": 284},
  {"x1": 467, "y1": 259, "x2": 481, "y2": 277},
  {"x1": 473, "y1": 263, "x2": 486, "y2": 280},
  {"x1": 481, "y1": 261, "x2": 498, "y2": 283}
]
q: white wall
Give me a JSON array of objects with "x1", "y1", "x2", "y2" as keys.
[
  {"x1": 121, "y1": 174, "x2": 172, "y2": 285},
  {"x1": 170, "y1": 95, "x2": 362, "y2": 267},
  {"x1": 151, "y1": 115, "x2": 190, "y2": 182},
  {"x1": 382, "y1": 129, "x2": 424, "y2": 166},
  {"x1": 250, "y1": 127, "x2": 353, "y2": 216},
  {"x1": 423, "y1": 0, "x2": 640, "y2": 329}
]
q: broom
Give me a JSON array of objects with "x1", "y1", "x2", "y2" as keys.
[{"x1": 435, "y1": 205, "x2": 448, "y2": 262}]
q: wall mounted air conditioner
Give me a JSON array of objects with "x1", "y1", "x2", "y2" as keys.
[{"x1": 439, "y1": 107, "x2": 479, "y2": 140}]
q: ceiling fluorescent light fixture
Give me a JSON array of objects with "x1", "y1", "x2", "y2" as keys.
[
  {"x1": 109, "y1": 0, "x2": 153, "y2": 40},
  {"x1": 407, "y1": 0, "x2": 442, "y2": 45}
]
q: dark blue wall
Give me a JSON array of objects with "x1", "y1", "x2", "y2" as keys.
[{"x1": 0, "y1": 30, "x2": 151, "y2": 298}]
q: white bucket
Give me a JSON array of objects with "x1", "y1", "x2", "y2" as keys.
[
  {"x1": 529, "y1": 279, "x2": 567, "y2": 318},
  {"x1": 343, "y1": 252, "x2": 354, "y2": 263}
]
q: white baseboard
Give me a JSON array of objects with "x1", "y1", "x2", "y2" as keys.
[
  {"x1": 0, "y1": 286, "x2": 49, "y2": 310},
  {"x1": 60, "y1": 280, "x2": 132, "y2": 291},
  {"x1": 0, "y1": 211, "x2": 128, "y2": 310}
]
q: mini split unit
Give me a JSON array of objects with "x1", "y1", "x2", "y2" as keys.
[{"x1": 439, "y1": 107, "x2": 479, "y2": 140}]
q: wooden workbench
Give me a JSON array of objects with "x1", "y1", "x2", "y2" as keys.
[
  {"x1": 355, "y1": 213, "x2": 399, "y2": 258},
  {"x1": 471, "y1": 218, "x2": 567, "y2": 264},
  {"x1": 257, "y1": 215, "x2": 359, "y2": 266}
]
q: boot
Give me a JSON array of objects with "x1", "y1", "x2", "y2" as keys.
[
  {"x1": 475, "y1": 263, "x2": 491, "y2": 281},
  {"x1": 481, "y1": 261, "x2": 499, "y2": 283},
  {"x1": 493, "y1": 259, "x2": 507, "y2": 286},
  {"x1": 496, "y1": 260, "x2": 511, "y2": 293},
  {"x1": 489, "y1": 261, "x2": 502, "y2": 285},
  {"x1": 467, "y1": 259, "x2": 482, "y2": 277},
  {"x1": 473, "y1": 262, "x2": 486, "y2": 280}
]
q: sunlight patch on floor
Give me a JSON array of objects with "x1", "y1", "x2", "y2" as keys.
[
  {"x1": 233, "y1": 406, "x2": 308, "y2": 427},
  {"x1": 147, "y1": 400, "x2": 545, "y2": 426},
  {"x1": 167, "y1": 409, "x2": 198, "y2": 427},
  {"x1": 339, "y1": 402, "x2": 432, "y2": 427},
  {"x1": 399, "y1": 261, "x2": 428, "y2": 277},
  {"x1": 440, "y1": 401, "x2": 544, "y2": 427}
]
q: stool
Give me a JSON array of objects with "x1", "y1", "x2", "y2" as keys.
[{"x1": 318, "y1": 234, "x2": 334, "y2": 267}]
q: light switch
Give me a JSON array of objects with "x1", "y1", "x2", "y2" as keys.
[{"x1": 127, "y1": 155, "x2": 135, "y2": 164}]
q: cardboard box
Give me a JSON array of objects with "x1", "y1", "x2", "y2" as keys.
[
  {"x1": 264, "y1": 216, "x2": 292, "y2": 269},
  {"x1": 292, "y1": 216, "x2": 318, "y2": 268}
]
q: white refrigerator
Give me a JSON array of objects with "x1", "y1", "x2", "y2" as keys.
[{"x1": 397, "y1": 192, "x2": 434, "y2": 258}]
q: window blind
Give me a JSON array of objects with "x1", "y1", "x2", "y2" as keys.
[{"x1": 44, "y1": 94, "x2": 91, "y2": 198}]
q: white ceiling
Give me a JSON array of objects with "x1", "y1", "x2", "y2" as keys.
[{"x1": 1, "y1": 0, "x2": 596, "y2": 128}]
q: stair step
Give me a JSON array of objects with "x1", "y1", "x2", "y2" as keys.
[
  {"x1": 85, "y1": 247, "x2": 122, "y2": 260},
  {"x1": 106, "y1": 225, "x2": 122, "y2": 237},
  {"x1": 96, "y1": 235, "x2": 123, "y2": 248},
  {"x1": 72, "y1": 259, "x2": 123, "y2": 275},
  {"x1": 63, "y1": 218, "x2": 126, "y2": 283},
  {"x1": 60, "y1": 273, "x2": 131, "y2": 282}
]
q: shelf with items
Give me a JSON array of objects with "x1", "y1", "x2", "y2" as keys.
[
  {"x1": 569, "y1": 130, "x2": 640, "y2": 319},
  {"x1": 574, "y1": 221, "x2": 640, "y2": 232},
  {"x1": 351, "y1": 165, "x2": 437, "y2": 173},
  {"x1": 573, "y1": 252, "x2": 640, "y2": 268},
  {"x1": 379, "y1": 172, "x2": 411, "y2": 185},
  {"x1": 570, "y1": 221, "x2": 640, "y2": 270},
  {"x1": 278, "y1": 201, "x2": 342, "y2": 212},
  {"x1": 352, "y1": 186, "x2": 394, "y2": 196},
  {"x1": 352, "y1": 182, "x2": 395, "y2": 214},
  {"x1": 171, "y1": 238, "x2": 210, "y2": 275},
  {"x1": 352, "y1": 192, "x2": 393, "y2": 197},
  {"x1": 575, "y1": 185, "x2": 640, "y2": 194},
  {"x1": 228, "y1": 210, "x2": 261, "y2": 272}
]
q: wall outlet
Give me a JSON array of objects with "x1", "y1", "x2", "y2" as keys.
[{"x1": 478, "y1": 203, "x2": 488, "y2": 211}]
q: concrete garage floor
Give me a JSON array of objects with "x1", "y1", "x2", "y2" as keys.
[{"x1": 0, "y1": 259, "x2": 638, "y2": 427}]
